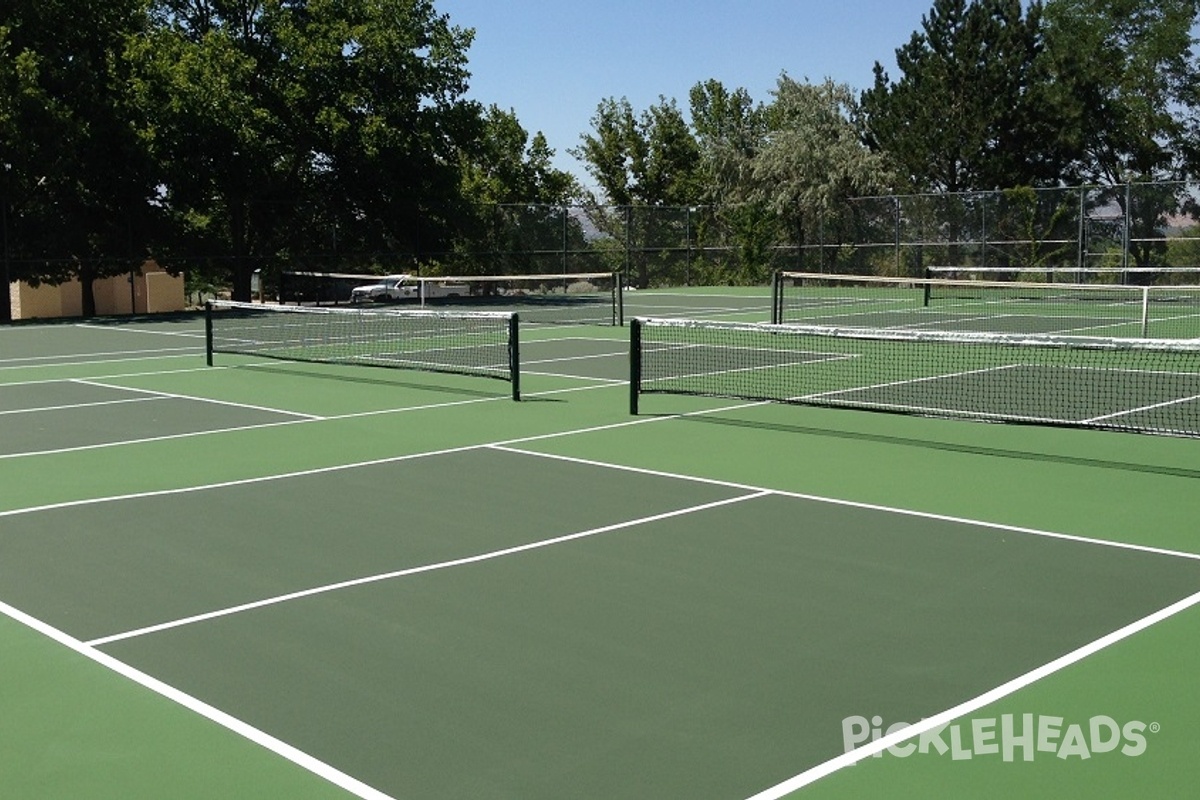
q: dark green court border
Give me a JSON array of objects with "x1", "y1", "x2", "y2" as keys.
[{"x1": 4, "y1": 447, "x2": 1199, "y2": 798}]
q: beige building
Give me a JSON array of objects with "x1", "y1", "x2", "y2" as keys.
[{"x1": 8, "y1": 261, "x2": 186, "y2": 320}]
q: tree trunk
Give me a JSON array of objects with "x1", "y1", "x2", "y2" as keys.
[
  {"x1": 79, "y1": 261, "x2": 97, "y2": 318},
  {"x1": 229, "y1": 199, "x2": 253, "y2": 302}
]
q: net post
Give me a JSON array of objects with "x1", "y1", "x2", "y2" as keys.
[
  {"x1": 922, "y1": 275, "x2": 932, "y2": 307},
  {"x1": 1140, "y1": 287, "x2": 1150, "y2": 337},
  {"x1": 204, "y1": 301, "x2": 214, "y2": 366},
  {"x1": 771, "y1": 271, "x2": 781, "y2": 324},
  {"x1": 509, "y1": 313, "x2": 521, "y2": 401},
  {"x1": 629, "y1": 318, "x2": 641, "y2": 415},
  {"x1": 614, "y1": 271, "x2": 624, "y2": 326}
]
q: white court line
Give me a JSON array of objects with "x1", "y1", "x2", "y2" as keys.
[
  {"x1": 743, "y1": 588, "x2": 1200, "y2": 800},
  {"x1": 12, "y1": 373, "x2": 1191, "y2": 568},
  {"x1": 523, "y1": 370, "x2": 626, "y2": 383},
  {"x1": 86, "y1": 491, "x2": 770, "y2": 646},
  {"x1": 488, "y1": 446, "x2": 1200, "y2": 564},
  {"x1": 520, "y1": 349, "x2": 627, "y2": 365},
  {"x1": 0, "y1": 599, "x2": 397, "y2": 800},
  {"x1": 0, "y1": 396, "x2": 169, "y2": 417},
  {"x1": 9, "y1": 386, "x2": 1199, "y2": 796},
  {"x1": 0, "y1": 395, "x2": 763, "y2": 507},
  {"x1": 1085, "y1": 392, "x2": 1200, "y2": 424},
  {"x1": 0, "y1": 419, "x2": 313, "y2": 461},
  {"x1": 1, "y1": 364, "x2": 232, "y2": 387},
  {"x1": 71, "y1": 379, "x2": 325, "y2": 421},
  {"x1": 0, "y1": 378, "x2": 628, "y2": 462},
  {"x1": 0, "y1": 346, "x2": 202, "y2": 365},
  {"x1": 75, "y1": 323, "x2": 206, "y2": 340},
  {"x1": 0, "y1": 352, "x2": 202, "y2": 371}
]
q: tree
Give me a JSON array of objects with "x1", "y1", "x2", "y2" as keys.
[
  {"x1": 688, "y1": 79, "x2": 765, "y2": 205},
  {"x1": 460, "y1": 106, "x2": 577, "y2": 206},
  {"x1": 457, "y1": 105, "x2": 580, "y2": 274},
  {"x1": 0, "y1": 0, "x2": 156, "y2": 319},
  {"x1": 571, "y1": 96, "x2": 701, "y2": 207},
  {"x1": 572, "y1": 97, "x2": 639, "y2": 206},
  {"x1": 572, "y1": 96, "x2": 701, "y2": 286},
  {"x1": 1040, "y1": 1, "x2": 1199, "y2": 273},
  {"x1": 861, "y1": 0, "x2": 1059, "y2": 192},
  {"x1": 127, "y1": 0, "x2": 481, "y2": 301},
  {"x1": 753, "y1": 77, "x2": 893, "y2": 219},
  {"x1": 1041, "y1": 0, "x2": 1199, "y2": 184},
  {"x1": 745, "y1": 76, "x2": 893, "y2": 277}
]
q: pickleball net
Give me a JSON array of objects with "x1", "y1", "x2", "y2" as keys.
[
  {"x1": 629, "y1": 317, "x2": 1200, "y2": 437},
  {"x1": 206, "y1": 300, "x2": 521, "y2": 400},
  {"x1": 771, "y1": 271, "x2": 1200, "y2": 339},
  {"x1": 411, "y1": 272, "x2": 623, "y2": 325}
]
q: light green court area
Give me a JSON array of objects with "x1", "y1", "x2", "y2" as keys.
[{"x1": 2, "y1": 303, "x2": 1198, "y2": 799}]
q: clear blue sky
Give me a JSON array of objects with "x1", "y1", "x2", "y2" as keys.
[{"x1": 436, "y1": 0, "x2": 943, "y2": 185}]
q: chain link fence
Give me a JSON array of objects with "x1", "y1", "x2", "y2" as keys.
[{"x1": 6, "y1": 183, "x2": 1200, "y2": 301}]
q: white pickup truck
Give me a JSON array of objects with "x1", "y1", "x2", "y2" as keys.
[{"x1": 349, "y1": 275, "x2": 469, "y2": 304}]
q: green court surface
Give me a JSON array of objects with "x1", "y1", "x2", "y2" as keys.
[{"x1": 2, "y1": 292, "x2": 1200, "y2": 799}]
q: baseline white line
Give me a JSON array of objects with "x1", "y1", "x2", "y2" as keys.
[
  {"x1": 522, "y1": 370, "x2": 626, "y2": 383},
  {"x1": 0, "y1": 346, "x2": 202, "y2": 365},
  {"x1": 0, "y1": 396, "x2": 169, "y2": 417},
  {"x1": 75, "y1": 323, "x2": 206, "y2": 340},
  {"x1": 71, "y1": 379, "x2": 325, "y2": 421},
  {"x1": 0, "y1": 418, "x2": 314, "y2": 461},
  {"x1": 0, "y1": 599, "x2": 397, "y2": 800},
  {"x1": 0, "y1": 379, "x2": 630, "y2": 461},
  {"x1": 743, "y1": 588, "x2": 1200, "y2": 800},
  {"x1": 0, "y1": 352, "x2": 202, "y2": 371},
  {"x1": 0, "y1": 364, "x2": 236, "y2": 387},
  {"x1": 1084, "y1": 392, "x2": 1200, "y2": 424},
  {"x1": 488, "y1": 446, "x2": 1200, "y2": 563},
  {"x1": 520, "y1": 350, "x2": 628, "y2": 365},
  {"x1": 0, "y1": 442, "x2": 483, "y2": 517},
  {"x1": 0, "y1": 395, "x2": 767, "y2": 506},
  {"x1": 87, "y1": 491, "x2": 770, "y2": 646}
]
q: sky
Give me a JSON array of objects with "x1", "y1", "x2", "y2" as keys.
[{"x1": 435, "y1": 0, "x2": 944, "y2": 186}]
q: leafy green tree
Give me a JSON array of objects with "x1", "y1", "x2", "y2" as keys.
[
  {"x1": 456, "y1": 105, "x2": 580, "y2": 274},
  {"x1": 688, "y1": 79, "x2": 765, "y2": 205},
  {"x1": 1042, "y1": 0, "x2": 1199, "y2": 183},
  {"x1": 460, "y1": 106, "x2": 577, "y2": 205},
  {"x1": 753, "y1": 78, "x2": 893, "y2": 221},
  {"x1": 127, "y1": 0, "x2": 480, "y2": 301},
  {"x1": 572, "y1": 96, "x2": 701, "y2": 286},
  {"x1": 572, "y1": 97, "x2": 639, "y2": 206},
  {"x1": 0, "y1": 0, "x2": 156, "y2": 319},
  {"x1": 742, "y1": 77, "x2": 893, "y2": 277},
  {"x1": 1041, "y1": 1, "x2": 1199, "y2": 272},
  {"x1": 572, "y1": 96, "x2": 701, "y2": 207},
  {"x1": 861, "y1": 0, "x2": 1058, "y2": 192}
]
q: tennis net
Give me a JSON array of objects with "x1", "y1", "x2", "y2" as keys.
[
  {"x1": 409, "y1": 272, "x2": 623, "y2": 326},
  {"x1": 629, "y1": 317, "x2": 1200, "y2": 437},
  {"x1": 927, "y1": 266, "x2": 1200, "y2": 285},
  {"x1": 771, "y1": 271, "x2": 1200, "y2": 339},
  {"x1": 278, "y1": 270, "x2": 386, "y2": 305},
  {"x1": 206, "y1": 300, "x2": 520, "y2": 399}
]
